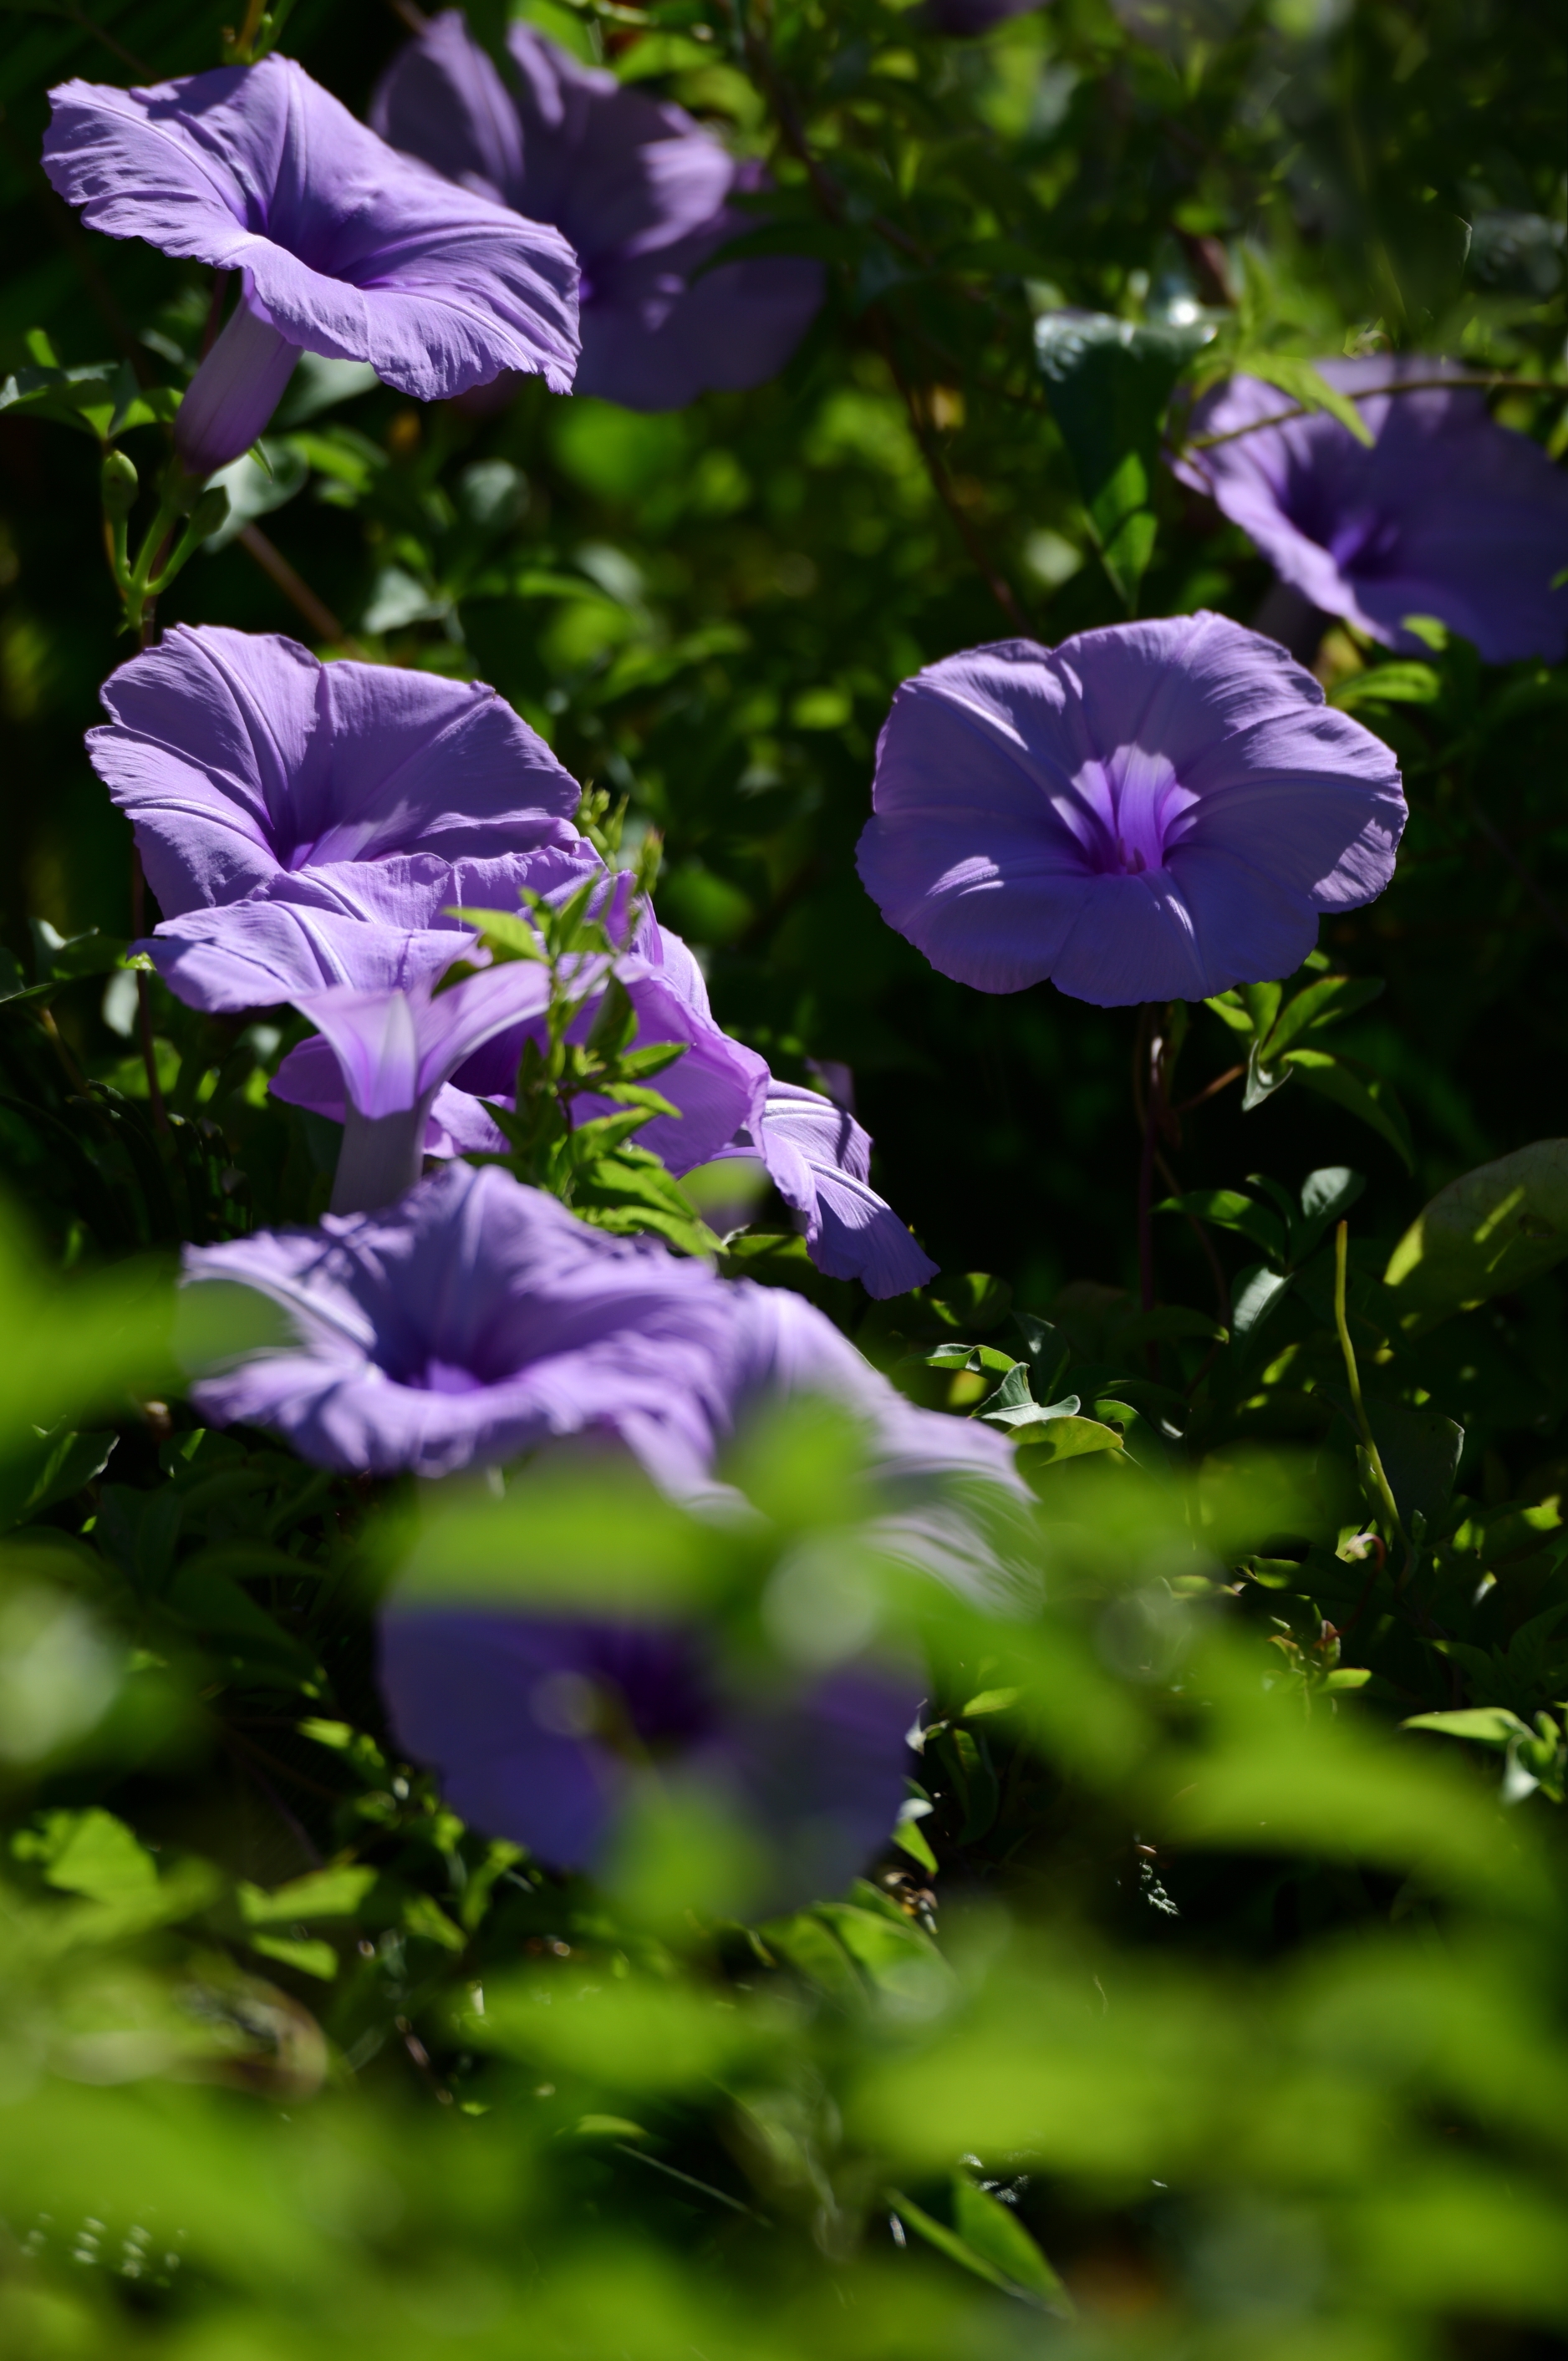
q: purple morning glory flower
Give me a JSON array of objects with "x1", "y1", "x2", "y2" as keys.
[
  {"x1": 856, "y1": 613, "x2": 1406, "y2": 1005},
  {"x1": 715, "y1": 1081, "x2": 939, "y2": 1300},
  {"x1": 1171, "y1": 358, "x2": 1568, "y2": 664},
  {"x1": 371, "y1": 13, "x2": 822, "y2": 413},
  {"x1": 176, "y1": 1159, "x2": 1025, "y2": 1509},
  {"x1": 178, "y1": 1161, "x2": 742, "y2": 1486},
  {"x1": 272, "y1": 942, "x2": 769, "y2": 1193},
  {"x1": 376, "y1": 1610, "x2": 914, "y2": 1904},
  {"x1": 89, "y1": 626, "x2": 583, "y2": 922},
  {"x1": 43, "y1": 56, "x2": 579, "y2": 477},
  {"x1": 293, "y1": 962, "x2": 554, "y2": 1214}
]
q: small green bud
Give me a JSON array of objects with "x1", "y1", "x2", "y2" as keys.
[
  {"x1": 186, "y1": 485, "x2": 231, "y2": 542},
  {"x1": 101, "y1": 448, "x2": 139, "y2": 521}
]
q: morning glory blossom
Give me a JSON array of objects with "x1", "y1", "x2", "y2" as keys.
[
  {"x1": 1171, "y1": 358, "x2": 1568, "y2": 664},
  {"x1": 857, "y1": 612, "x2": 1406, "y2": 1006},
  {"x1": 272, "y1": 943, "x2": 770, "y2": 1191},
  {"x1": 176, "y1": 1161, "x2": 1022, "y2": 1503},
  {"x1": 371, "y1": 13, "x2": 822, "y2": 413},
  {"x1": 89, "y1": 626, "x2": 583, "y2": 919},
  {"x1": 43, "y1": 56, "x2": 579, "y2": 477},
  {"x1": 377, "y1": 1609, "x2": 915, "y2": 1905}
]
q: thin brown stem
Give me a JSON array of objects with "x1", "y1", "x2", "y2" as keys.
[
  {"x1": 1171, "y1": 1061, "x2": 1245, "y2": 1117},
  {"x1": 1464, "y1": 793, "x2": 1568, "y2": 949},
  {"x1": 1137, "y1": 1008, "x2": 1166, "y2": 1328},
  {"x1": 129, "y1": 848, "x2": 169, "y2": 1135},
  {"x1": 873, "y1": 323, "x2": 1032, "y2": 634},
  {"x1": 238, "y1": 525, "x2": 349, "y2": 644},
  {"x1": 1155, "y1": 1147, "x2": 1230, "y2": 1331}
]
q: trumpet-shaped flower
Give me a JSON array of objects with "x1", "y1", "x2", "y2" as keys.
[
  {"x1": 176, "y1": 1162, "x2": 1023, "y2": 1505},
  {"x1": 377, "y1": 1610, "x2": 914, "y2": 1905},
  {"x1": 43, "y1": 57, "x2": 578, "y2": 476},
  {"x1": 371, "y1": 13, "x2": 821, "y2": 413},
  {"x1": 89, "y1": 626, "x2": 583, "y2": 921},
  {"x1": 716, "y1": 1081, "x2": 939, "y2": 1299},
  {"x1": 293, "y1": 963, "x2": 554, "y2": 1214},
  {"x1": 1171, "y1": 359, "x2": 1568, "y2": 664},
  {"x1": 272, "y1": 944, "x2": 769, "y2": 1193},
  {"x1": 857, "y1": 613, "x2": 1405, "y2": 1005}
]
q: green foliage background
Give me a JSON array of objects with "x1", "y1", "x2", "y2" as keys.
[{"x1": 1, "y1": 1, "x2": 1567, "y2": 2353}]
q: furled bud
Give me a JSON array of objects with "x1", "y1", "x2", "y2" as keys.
[
  {"x1": 186, "y1": 485, "x2": 232, "y2": 545},
  {"x1": 101, "y1": 447, "x2": 139, "y2": 521}
]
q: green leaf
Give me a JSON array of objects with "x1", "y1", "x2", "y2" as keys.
[
  {"x1": 1034, "y1": 311, "x2": 1213, "y2": 606},
  {"x1": 1224, "y1": 351, "x2": 1377, "y2": 446},
  {"x1": 1331, "y1": 662, "x2": 1444, "y2": 710},
  {"x1": 19, "y1": 1807, "x2": 157, "y2": 1902},
  {"x1": 1403, "y1": 1707, "x2": 1533, "y2": 1748},
  {"x1": 1283, "y1": 1048, "x2": 1414, "y2": 1171},
  {"x1": 1159, "y1": 1188, "x2": 1286, "y2": 1263},
  {"x1": 952, "y1": 2174, "x2": 1075, "y2": 2313},
  {"x1": 1014, "y1": 1415, "x2": 1127, "y2": 1473},
  {"x1": 1383, "y1": 1141, "x2": 1568, "y2": 1325},
  {"x1": 1261, "y1": 974, "x2": 1385, "y2": 1059},
  {"x1": 248, "y1": 1931, "x2": 339, "y2": 1980},
  {"x1": 237, "y1": 1865, "x2": 378, "y2": 1926},
  {"x1": 888, "y1": 2182, "x2": 1072, "y2": 2313}
]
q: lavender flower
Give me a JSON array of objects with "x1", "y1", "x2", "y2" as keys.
[
  {"x1": 134, "y1": 864, "x2": 486, "y2": 1015},
  {"x1": 176, "y1": 1161, "x2": 1023, "y2": 1507},
  {"x1": 89, "y1": 626, "x2": 583, "y2": 921},
  {"x1": 178, "y1": 1162, "x2": 741, "y2": 1485},
  {"x1": 856, "y1": 613, "x2": 1406, "y2": 1005},
  {"x1": 377, "y1": 1610, "x2": 914, "y2": 1904},
  {"x1": 294, "y1": 964, "x2": 553, "y2": 1214},
  {"x1": 1172, "y1": 359, "x2": 1568, "y2": 664},
  {"x1": 371, "y1": 14, "x2": 822, "y2": 413},
  {"x1": 715, "y1": 1081, "x2": 939, "y2": 1300},
  {"x1": 43, "y1": 57, "x2": 579, "y2": 477}
]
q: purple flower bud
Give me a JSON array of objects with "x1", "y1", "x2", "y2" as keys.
[
  {"x1": 43, "y1": 55, "x2": 580, "y2": 471},
  {"x1": 1171, "y1": 359, "x2": 1568, "y2": 665},
  {"x1": 858, "y1": 613, "x2": 1406, "y2": 1005},
  {"x1": 372, "y1": 13, "x2": 821, "y2": 413}
]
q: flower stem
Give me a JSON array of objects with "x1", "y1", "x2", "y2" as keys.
[
  {"x1": 1332, "y1": 1219, "x2": 1408, "y2": 1552},
  {"x1": 1137, "y1": 1007, "x2": 1164, "y2": 1321}
]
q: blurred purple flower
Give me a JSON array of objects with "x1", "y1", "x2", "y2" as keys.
[
  {"x1": 921, "y1": 0, "x2": 1043, "y2": 28},
  {"x1": 371, "y1": 13, "x2": 822, "y2": 413},
  {"x1": 43, "y1": 56, "x2": 578, "y2": 476},
  {"x1": 715, "y1": 1081, "x2": 939, "y2": 1300},
  {"x1": 178, "y1": 1161, "x2": 741, "y2": 1485},
  {"x1": 857, "y1": 613, "x2": 1405, "y2": 1005},
  {"x1": 377, "y1": 1609, "x2": 914, "y2": 1903},
  {"x1": 176, "y1": 1160, "x2": 1024, "y2": 1513},
  {"x1": 89, "y1": 626, "x2": 583, "y2": 921},
  {"x1": 1172, "y1": 359, "x2": 1568, "y2": 664}
]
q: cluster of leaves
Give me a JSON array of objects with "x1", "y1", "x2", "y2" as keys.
[{"x1": 0, "y1": 0, "x2": 1565, "y2": 2353}]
